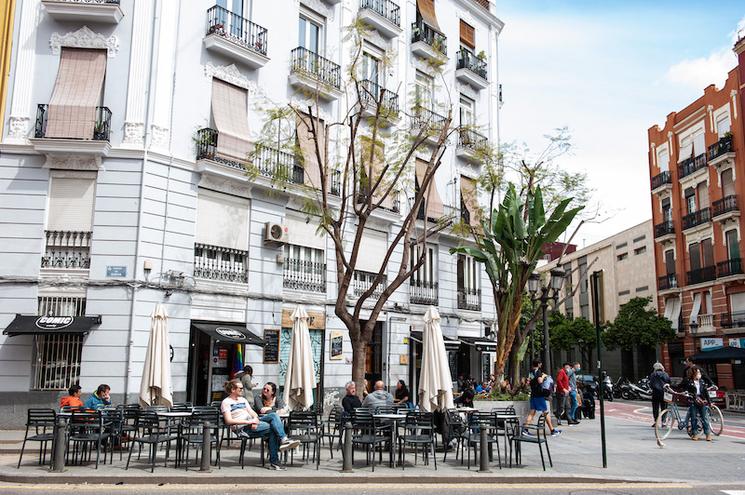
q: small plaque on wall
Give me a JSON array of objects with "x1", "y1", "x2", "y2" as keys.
[
  {"x1": 263, "y1": 329, "x2": 280, "y2": 363},
  {"x1": 399, "y1": 354, "x2": 409, "y2": 365},
  {"x1": 330, "y1": 330, "x2": 343, "y2": 360}
]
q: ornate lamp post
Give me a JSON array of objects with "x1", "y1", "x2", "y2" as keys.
[{"x1": 527, "y1": 268, "x2": 565, "y2": 374}]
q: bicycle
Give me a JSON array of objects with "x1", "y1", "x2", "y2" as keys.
[{"x1": 655, "y1": 385, "x2": 723, "y2": 442}]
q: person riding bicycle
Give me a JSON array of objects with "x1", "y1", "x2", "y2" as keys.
[{"x1": 681, "y1": 365, "x2": 715, "y2": 441}]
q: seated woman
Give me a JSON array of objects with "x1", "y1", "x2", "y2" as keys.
[
  {"x1": 60, "y1": 384, "x2": 83, "y2": 409},
  {"x1": 393, "y1": 380, "x2": 412, "y2": 409},
  {"x1": 454, "y1": 380, "x2": 475, "y2": 408},
  {"x1": 253, "y1": 382, "x2": 287, "y2": 415}
]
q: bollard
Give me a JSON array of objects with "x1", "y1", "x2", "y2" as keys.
[
  {"x1": 50, "y1": 416, "x2": 67, "y2": 473},
  {"x1": 200, "y1": 420, "x2": 212, "y2": 472},
  {"x1": 478, "y1": 424, "x2": 490, "y2": 473},
  {"x1": 342, "y1": 422, "x2": 353, "y2": 472}
]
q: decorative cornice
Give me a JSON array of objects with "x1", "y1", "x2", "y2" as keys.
[
  {"x1": 199, "y1": 173, "x2": 252, "y2": 199},
  {"x1": 204, "y1": 63, "x2": 259, "y2": 95},
  {"x1": 50, "y1": 26, "x2": 119, "y2": 57},
  {"x1": 298, "y1": 0, "x2": 333, "y2": 21}
]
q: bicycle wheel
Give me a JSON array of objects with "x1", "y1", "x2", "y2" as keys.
[
  {"x1": 656, "y1": 409, "x2": 674, "y2": 440},
  {"x1": 709, "y1": 405, "x2": 724, "y2": 436}
]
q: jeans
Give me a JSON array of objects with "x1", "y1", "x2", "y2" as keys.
[
  {"x1": 259, "y1": 412, "x2": 287, "y2": 440},
  {"x1": 237, "y1": 422, "x2": 280, "y2": 465},
  {"x1": 568, "y1": 390, "x2": 578, "y2": 420},
  {"x1": 651, "y1": 390, "x2": 667, "y2": 422},
  {"x1": 556, "y1": 393, "x2": 567, "y2": 421},
  {"x1": 689, "y1": 404, "x2": 711, "y2": 436}
]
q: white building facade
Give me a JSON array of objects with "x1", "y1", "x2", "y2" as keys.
[{"x1": 0, "y1": 0, "x2": 503, "y2": 426}]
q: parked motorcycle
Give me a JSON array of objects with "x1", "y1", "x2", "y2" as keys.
[
  {"x1": 616, "y1": 377, "x2": 653, "y2": 400},
  {"x1": 601, "y1": 375, "x2": 614, "y2": 402}
]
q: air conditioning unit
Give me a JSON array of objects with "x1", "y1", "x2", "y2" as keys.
[{"x1": 264, "y1": 222, "x2": 288, "y2": 244}]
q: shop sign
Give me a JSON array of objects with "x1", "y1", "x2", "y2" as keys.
[
  {"x1": 35, "y1": 316, "x2": 73, "y2": 330},
  {"x1": 215, "y1": 327, "x2": 247, "y2": 340},
  {"x1": 106, "y1": 265, "x2": 127, "y2": 277},
  {"x1": 281, "y1": 309, "x2": 325, "y2": 330},
  {"x1": 728, "y1": 338, "x2": 745, "y2": 348},
  {"x1": 701, "y1": 337, "x2": 724, "y2": 351},
  {"x1": 330, "y1": 330, "x2": 343, "y2": 360}
]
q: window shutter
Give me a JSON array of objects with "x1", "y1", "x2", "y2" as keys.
[
  {"x1": 460, "y1": 175, "x2": 479, "y2": 226},
  {"x1": 211, "y1": 78, "x2": 251, "y2": 161},
  {"x1": 692, "y1": 130, "x2": 705, "y2": 157},
  {"x1": 285, "y1": 217, "x2": 326, "y2": 250},
  {"x1": 296, "y1": 113, "x2": 327, "y2": 189},
  {"x1": 730, "y1": 292, "x2": 745, "y2": 312},
  {"x1": 415, "y1": 158, "x2": 444, "y2": 219},
  {"x1": 47, "y1": 177, "x2": 96, "y2": 231},
  {"x1": 356, "y1": 229, "x2": 388, "y2": 273},
  {"x1": 459, "y1": 20, "x2": 475, "y2": 49},
  {"x1": 416, "y1": 0, "x2": 441, "y2": 31},
  {"x1": 196, "y1": 189, "x2": 249, "y2": 251}
]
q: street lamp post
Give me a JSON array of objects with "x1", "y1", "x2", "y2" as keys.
[{"x1": 528, "y1": 268, "x2": 565, "y2": 375}]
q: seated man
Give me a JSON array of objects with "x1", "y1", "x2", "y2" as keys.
[
  {"x1": 60, "y1": 384, "x2": 84, "y2": 409},
  {"x1": 361, "y1": 380, "x2": 394, "y2": 410},
  {"x1": 341, "y1": 381, "x2": 362, "y2": 415},
  {"x1": 221, "y1": 379, "x2": 298, "y2": 470},
  {"x1": 84, "y1": 384, "x2": 111, "y2": 410}
]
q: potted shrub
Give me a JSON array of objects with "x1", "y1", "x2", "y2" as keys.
[{"x1": 473, "y1": 380, "x2": 531, "y2": 417}]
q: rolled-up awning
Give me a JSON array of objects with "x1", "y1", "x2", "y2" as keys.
[
  {"x1": 410, "y1": 330, "x2": 460, "y2": 350},
  {"x1": 191, "y1": 321, "x2": 264, "y2": 346},
  {"x1": 416, "y1": 0, "x2": 441, "y2": 32},
  {"x1": 3, "y1": 314, "x2": 101, "y2": 337},
  {"x1": 458, "y1": 335, "x2": 496, "y2": 350},
  {"x1": 691, "y1": 346, "x2": 745, "y2": 362}
]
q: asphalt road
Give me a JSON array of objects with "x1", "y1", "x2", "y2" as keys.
[{"x1": 0, "y1": 482, "x2": 743, "y2": 495}]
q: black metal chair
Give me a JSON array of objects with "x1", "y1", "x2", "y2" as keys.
[
  {"x1": 171, "y1": 402, "x2": 193, "y2": 412},
  {"x1": 510, "y1": 413, "x2": 552, "y2": 471},
  {"x1": 399, "y1": 411, "x2": 437, "y2": 470},
  {"x1": 125, "y1": 410, "x2": 177, "y2": 472},
  {"x1": 322, "y1": 405, "x2": 344, "y2": 458},
  {"x1": 351, "y1": 408, "x2": 391, "y2": 472},
  {"x1": 288, "y1": 410, "x2": 322, "y2": 469},
  {"x1": 464, "y1": 411, "x2": 501, "y2": 470},
  {"x1": 180, "y1": 408, "x2": 221, "y2": 470},
  {"x1": 67, "y1": 410, "x2": 112, "y2": 469},
  {"x1": 443, "y1": 408, "x2": 468, "y2": 463},
  {"x1": 17, "y1": 408, "x2": 56, "y2": 468},
  {"x1": 237, "y1": 427, "x2": 268, "y2": 469}
]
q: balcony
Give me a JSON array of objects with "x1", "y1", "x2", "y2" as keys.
[
  {"x1": 357, "y1": 191, "x2": 401, "y2": 213},
  {"x1": 650, "y1": 170, "x2": 672, "y2": 194},
  {"x1": 195, "y1": 128, "x2": 246, "y2": 171},
  {"x1": 41, "y1": 0, "x2": 123, "y2": 23},
  {"x1": 330, "y1": 169, "x2": 342, "y2": 196},
  {"x1": 653, "y1": 220, "x2": 675, "y2": 243},
  {"x1": 690, "y1": 314, "x2": 715, "y2": 335},
  {"x1": 358, "y1": 79, "x2": 400, "y2": 125},
  {"x1": 352, "y1": 270, "x2": 387, "y2": 299},
  {"x1": 30, "y1": 104, "x2": 112, "y2": 169},
  {"x1": 194, "y1": 243, "x2": 248, "y2": 283},
  {"x1": 712, "y1": 195, "x2": 739, "y2": 222},
  {"x1": 720, "y1": 310, "x2": 745, "y2": 331},
  {"x1": 457, "y1": 287, "x2": 481, "y2": 311},
  {"x1": 717, "y1": 258, "x2": 744, "y2": 279},
  {"x1": 411, "y1": 21, "x2": 447, "y2": 61},
  {"x1": 41, "y1": 230, "x2": 92, "y2": 270},
  {"x1": 254, "y1": 144, "x2": 304, "y2": 185},
  {"x1": 289, "y1": 47, "x2": 342, "y2": 100},
  {"x1": 358, "y1": 0, "x2": 401, "y2": 38},
  {"x1": 681, "y1": 207, "x2": 710, "y2": 233},
  {"x1": 410, "y1": 280, "x2": 438, "y2": 306},
  {"x1": 204, "y1": 5, "x2": 269, "y2": 69},
  {"x1": 455, "y1": 49, "x2": 488, "y2": 90},
  {"x1": 686, "y1": 265, "x2": 716, "y2": 285},
  {"x1": 409, "y1": 107, "x2": 447, "y2": 144},
  {"x1": 657, "y1": 273, "x2": 678, "y2": 292},
  {"x1": 677, "y1": 153, "x2": 708, "y2": 184},
  {"x1": 456, "y1": 128, "x2": 488, "y2": 163},
  {"x1": 283, "y1": 259, "x2": 326, "y2": 293},
  {"x1": 708, "y1": 135, "x2": 735, "y2": 170}
]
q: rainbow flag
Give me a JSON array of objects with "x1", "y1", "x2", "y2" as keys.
[{"x1": 231, "y1": 343, "x2": 244, "y2": 378}]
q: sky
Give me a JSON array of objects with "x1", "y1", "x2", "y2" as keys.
[{"x1": 496, "y1": 0, "x2": 745, "y2": 246}]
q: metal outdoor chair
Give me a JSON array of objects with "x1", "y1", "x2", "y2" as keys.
[
  {"x1": 125, "y1": 410, "x2": 178, "y2": 472},
  {"x1": 399, "y1": 411, "x2": 437, "y2": 470},
  {"x1": 288, "y1": 410, "x2": 322, "y2": 469},
  {"x1": 66, "y1": 410, "x2": 113, "y2": 469},
  {"x1": 443, "y1": 408, "x2": 468, "y2": 464},
  {"x1": 322, "y1": 405, "x2": 344, "y2": 458},
  {"x1": 17, "y1": 408, "x2": 56, "y2": 468},
  {"x1": 464, "y1": 411, "x2": 501, "y2": 470},
  {"x1": 180, "y1": 408, "x2": 221, "y2": 470},
  {"x1": 350, "y1": 408, "x2": 391, "y2": 472},
  {"x1": 510, "y1": 413, "x2": 552, "y2": 471}
]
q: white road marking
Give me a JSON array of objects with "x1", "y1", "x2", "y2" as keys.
[{"x1": 722, "y1": 491, "x2": 745, "y2": 495}]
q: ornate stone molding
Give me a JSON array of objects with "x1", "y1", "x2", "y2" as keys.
[
  {"x1": 50, "y1": 26, "x2": 119, "y2": 57},
  {"x1": 122, "y1": 122, "x2": 145, "y2": 147},
  {"x1": 204, "y1": 63, "x2": 260, "y2": 95},
  {"x1": 199, "y1": 174, "x2": 252, "y2": 199},
  {"x1": 149, "y1": 124, "x2": 170, "y2": 150},
  {"x1": 7, "y1": 116, "x2": 30, "y2": 140},
  {"x1": 44, "y1": 155, "x2": 101, "y2": 171},
  {"x1": 298, "y1": 0, "x2": 333, "y2": 21}
]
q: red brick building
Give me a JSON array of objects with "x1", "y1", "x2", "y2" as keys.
[{"x1": 648, "y1": 36, "x2": 745, "y2": 388}]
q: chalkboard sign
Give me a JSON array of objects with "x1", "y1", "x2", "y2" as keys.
[
  {"x1": 330, "y1": 330, "x2": 343, "y2": 360},
  {"x1": 263, "y1": 329, "x2": 280, "y2": 363}
]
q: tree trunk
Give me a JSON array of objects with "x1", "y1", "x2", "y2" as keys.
[
  {"x1": 351, "y1": 338, "x2": 367, "y2": 399},
  {"x1": 509, "y1": 347, "x2": 521, "y2": 385}
]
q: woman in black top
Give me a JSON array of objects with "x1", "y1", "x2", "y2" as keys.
[
  {"x1": 394, "y1": 380, "x2": 411, "y2": 408},
  {"x1": 455, "y1": 380, "x2": 475, "y2": 408},
  {"x1": 341, "y1": 381, "x2": 362, "y2": 414}
]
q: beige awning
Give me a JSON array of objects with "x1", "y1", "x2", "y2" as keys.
[
  {"x1": 459, "y1": 20, "x2": 475, "y2": 49},
  {"x1": 416, "y1": 0, "x2": 441, "y2": 32},
  {"x1": 211, "y1": 78, "x2": 251, "y2": 162},
  {"x1": 360, "y1": 136, "x2": 395, "y2": 210},
  {"x1": 460, "y1": 175, "x2": 480, "y2": 227},
  {"x1": 296, "y1": 113, "x2": 327, "y2": 189},
  {"x1": 46, "y1": 48, "x2": 107, "y2": 140},
  {"x1": 415, "y1": 158, "x2": 444, "y2": 220}
]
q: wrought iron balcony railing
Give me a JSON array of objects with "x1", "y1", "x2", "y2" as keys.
[
  {"x1": 457, "y1": 287, "x2": 481, "y2": 311},
  {"x1": 657, "y1": 273, "x2": 677, "y2": 291},
  {"x1": 352, "y1": 270, "x2": 387, "y2": 298},
  {"x1": 678, "y1": 153, "x2": 707, "y2": 178},
  {"x1": 717, "y1": 258, "x2": 743, "y2": 278},
  {"x1": 359, "y1": 79, "x2": 399, "y2": 118},
  {"x1": 650, "y1": 170, "x2": 672, "y2": 190},
  {"x1": 712, "y1": 195, "x2": 738, "y2": 217},
  {"x1": 41, "y1": 230, "x2": 92, "y2": 269},
  {"x1": 654, "y1": 220, "x2": 674, "y2": 238},
  {"x1": 206, "y1": 5, "x2": 268, "y2": 56},
  {"x1": 410, "y1": 280, "x2": 438, "y2": 305},
  {"x1": 283, "y1": 258, "x2": 326, "y2": 293},
  {"x1": 686, "y1": 265, "x2": 716, "y2": 285},
  {"x1": 254, "y1": 143, "x2": 304, "y2": 184},
  {"x1": 458, "y1": 128, "x2": 488, "y2": 152},
  {"x1": 195, "y1": 128, "x2": 246, "y2": 169},
  {"x1": 194, "y1": 243, "x2": 248, "y2": 283},
  {"x1": 456, "y1": 49, "x2": 487, "y2": 80},
  {"x1": 35, "y1": 104, "x2": 111, "y2": 141},
  {"x1": 708, "y1": 135, "x2": 734, "y2": 161},
  {"x1": 720, "y1": 310, "x2": 745, "y2": 329},
  {"x1": 360, "y1": 0, "x2": 400, "y2": 26},
  {"x1": 681, "y1": 207, "x2": 710, "y2": 230},
  {"x1": 330, "y1": 169, "x2": 342, "y2": 196},
  {"x1": 409, "y1": 107, "x2": 447, "y2": 132},
  {"x1": 411, "y1": 21, "x2": 447, "y2": 54},
  {"x1": 290, "y1": 47, "x2": 341, "y2": 89}
]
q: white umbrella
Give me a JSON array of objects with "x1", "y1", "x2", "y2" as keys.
[
  {"x1": 283, "y1": 305, "x2": 316, "y2": 410},
  {"x1": 139, "y1": 304, "x2": 173, "y2": 408},
  {"x1": 418, "y1": 306, "x2": 454, "y2": 412}
]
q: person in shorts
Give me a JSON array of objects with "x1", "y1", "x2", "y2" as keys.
[{"x1": 523, "y1": 366, "x2": 561, "y2": 437}]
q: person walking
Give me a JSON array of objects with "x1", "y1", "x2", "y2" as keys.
[
  {"x1": 566, "y1": 363, "x2": 579, "y2": 425},
  {"x1": 555, "y1": 363, "x2": 570, "y2": 426},
  {"x1": 648, "y1": 362, "x2": 671, "y2": 427},
  {"x1": 681, "y1": 366, "x2": 713, "y2": 441}
]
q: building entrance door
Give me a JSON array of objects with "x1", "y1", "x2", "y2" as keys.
[
  {"x1": 186, "y1": 327, "x2": 212, "y2": 405},
  {"x1": 363, "y1": 321, "x2": 383, "y2": 392}
]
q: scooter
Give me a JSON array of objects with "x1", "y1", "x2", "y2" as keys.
[
  {"x1": 615, "y1": 377, "x2": 635, "y2": 400},
  {"x1": 627, "y1": 378, "x2": 653, "y2": 401},
  {"x1": 601, "y1": 375, "x2": 614, "y2": 402}
]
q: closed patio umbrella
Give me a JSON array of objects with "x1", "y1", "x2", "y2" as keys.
[
  {"x1": 418, "y1": 306, "x2": 454, "y2": 412},
  {"x1": 283, "y1": 305, "x2": 316, "y2": 410},
  {"x1": 139, "y1": 304, "x2": 173, "y2": 408}
]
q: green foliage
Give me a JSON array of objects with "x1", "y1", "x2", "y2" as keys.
[
  {"x1": 604, "y1": 297, "x2": 675, "y2": 351},
  {"x1": 549, "y1": 314, "x2": 598, "y2": 351}
]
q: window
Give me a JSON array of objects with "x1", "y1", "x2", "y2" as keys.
[
  {"x1": 716, "y1": 114, "x2": 731, "y2": 136},
  {"x1": 617, "y1": 253, "x2": 628, "y2": 261},
  {"x1": 43, "y1": 175, "x2": 96, "y2": 269},
  {"x1": 684, "y1": 188, "x2": 696, "y2": 214},
  {"x1": 661, "y1": 197, "x2": 672, "y2": 222},
  {"x1": 634, "y1": 246, "x2": 646, "y2": 255},
  {"x1": 410, "y1": 244, "x2": 438, "y2": 304},
  {"x1": 459, "y1": 20, "x2": 475, "y2": 52},
  {"x1": 216, "y1": 0, "x2": 246, "y2": 38},
  {"x1": 616, "y1": 242, "x2": 627, "y2": 249},
  {"x1": 283, "y1": 244, "x2": 326, "y2": 293},
  {"x1": 194, "y1": 189, "x2": 249, "y2": 282},
  {"x1": 618, "y1": 290, "x2": 630, "y2": 296},
  {"x1": 459, "y1": 94, "x2": 475, "y2": 127},
  {"x1": 657, "y1": 147, "x2": 669, "y2": 172},
  {"x1": 633, "y1": 235, "x2": 646, "y2": 243},
  {"x1": 298, "y1": 10, "x2": 323, "y2": 54},
  {"x1": 210, "y1": 78, "x2": 251, "y2": 162},
  {"x1": 31, "y1": 296, "x2": 86, "y2": 391},
  {"x1": 664, "y1": 249, "x2": 675, "y2": 275},
  {"x1": 361, "y1": 51, "x2": 381, "y2": 86},
  {"x1": 692, "y1": 129, "x2": 705, "y2": 157},
  {"x1": 689, "y1": 242, "x2": 701, "y2": 271},
  {"x1": 415, "y1": 70, "x2": 434, "y2": 110},
  {"x1": 701, "y1": 238, "x2": 714, "y2": 268},
  {"x1": 636, "y1": 286, "x2": 649, "y2": 293},
  {"x1": 457, "y1": 254, "x2": 479, "y2": 291},
  {"x1": 722, "y1": 168, "x2": 735, "y2": 197},
  {"x1": 726, "y1": 229, "x2": 739, "y2": 261},
  {"x1": 696, "y1": 182, "x2": 709, "y2": 209}
]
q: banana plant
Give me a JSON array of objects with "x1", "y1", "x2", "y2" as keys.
[{"x1": 451, "y1": 183, "x2": 582, "y2": 379}]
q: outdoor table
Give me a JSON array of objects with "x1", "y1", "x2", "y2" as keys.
[{"x1": 373, "y1": 413, "x2": 407, "y2": 467}]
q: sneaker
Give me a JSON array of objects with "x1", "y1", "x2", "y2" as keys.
[
  {"x1": 267, "y1": 463, "x2": 287, "y2": 471},
  {"x1": 279, "y1": 438, "x2": 300, "y2": 452},
  {"x1": 521, "y1": 428, "x2": 532, "y2": 436},
  {"x1": 551, "y1": 429, "x2": 562, "y2": 437}
]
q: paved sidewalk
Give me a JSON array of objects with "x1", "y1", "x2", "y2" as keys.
[{"x1": 1, "y1": 410, "x2": 744, "y2": 485}]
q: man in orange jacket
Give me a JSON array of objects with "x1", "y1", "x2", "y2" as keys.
[{"x1": 59, "y1": 384, "x2": 83, "y2": 409}]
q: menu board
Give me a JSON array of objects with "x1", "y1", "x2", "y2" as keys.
[
  {"x1": 263, "y1": 328, "x2": 280, "y2": 363},
  {"x1": 330, "y1": 330, "x2": 343, "y2": 360}
]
